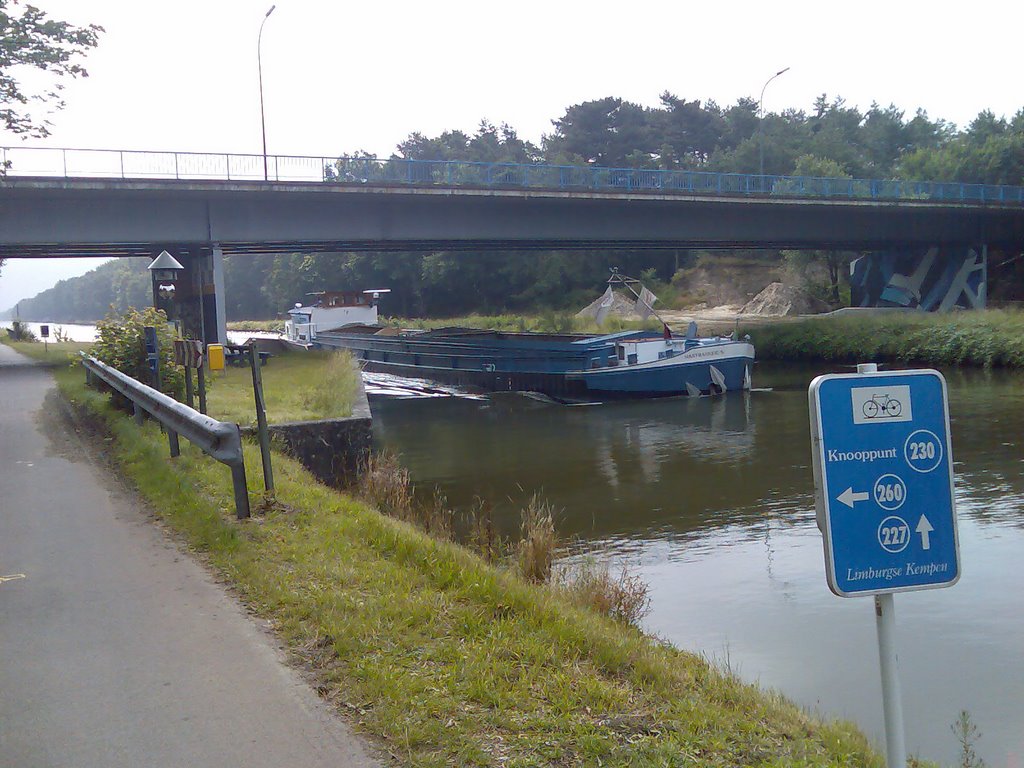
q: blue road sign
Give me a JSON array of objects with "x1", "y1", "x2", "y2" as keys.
[{"x1": 809, "y1": 369, "x2": 959, "y2": 597}]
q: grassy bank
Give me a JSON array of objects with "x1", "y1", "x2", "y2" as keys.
[
  {"x1": 206, "y1": 349, "x2": 360, "y2": 425},
  {"x1": 0, "y1": 337, "x2": 91, "y2": 365},
  {"x1": 50, "y1": 364, "x2": 886, "y2": 767},
  {"x1": 2, "y1": 337, "x2": 359, "y2": 426},
  {"x1": 226, "y1": 319, "x2": 286, "y2": 333},
  {"x1": 747, "y1": 309, "x2": 1024, "y2": 368},
  {"x1": 390, "y1": 313, "x2": 662, "y2": 335}
]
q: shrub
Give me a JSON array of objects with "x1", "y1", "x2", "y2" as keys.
[
  {"x1": 90, "y1": 306, "x2": 184, "y2": 400},
  {"x1": 560, "y1": 559, "x2": 652, "y2": 627},
  {"x1": 8, "y1": 320, "x2": 36, "y2": 341}
]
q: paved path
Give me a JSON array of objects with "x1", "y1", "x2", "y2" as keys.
[{"x1": 0, "y1": 344, "x2": 379, "y2": 768}]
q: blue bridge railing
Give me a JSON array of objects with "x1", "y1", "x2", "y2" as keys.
[{"x1": 4, "y1": 146, "x2": 1024, "y2": 206}]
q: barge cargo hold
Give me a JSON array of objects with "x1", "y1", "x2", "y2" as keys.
[{"x1": 310, "y1": 325, "x2": 755, "y2": 401}]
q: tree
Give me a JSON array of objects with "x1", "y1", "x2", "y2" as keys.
[
  {"x1": 545, "y1": 97, "x2": 655, "y2": 167},
  {"x1": 0, "y1": 0, "x2": 103, "y2": 138}
]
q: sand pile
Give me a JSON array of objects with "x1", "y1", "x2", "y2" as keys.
[
  {"x1": 741, "y1": 282, "x2": 830, "y2": 316},
  {"x1": 576, "y1": 291, "x2": 646, "y2": 320}
]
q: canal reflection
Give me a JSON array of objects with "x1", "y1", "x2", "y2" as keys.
[{"x1": 371, "y1": 362, "x2": 1024, "y2": 766}]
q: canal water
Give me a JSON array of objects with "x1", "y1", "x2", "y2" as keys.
[{"x1": 371, "y1": 362, "x2": 1024, "y2": 767}]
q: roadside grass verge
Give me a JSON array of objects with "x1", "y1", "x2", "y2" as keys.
[
  {"x1": 205, "y1": 349, "x2": 359, "y2": 426},
  {"x1": 747, "y1": 309, "x2": 1024, "y2": 369},
  {"x1": 0, "y1": 337, "x2": 91, "y2": 365},
  {"x1": 51, "y1": 363, "x2": 887, "y2": 767}
]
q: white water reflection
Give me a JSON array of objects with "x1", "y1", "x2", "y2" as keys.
[{"x1": 1, "y1": 320, "x2": 282, "y2": 346}]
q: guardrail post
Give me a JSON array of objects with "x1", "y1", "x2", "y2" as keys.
[
  {"x1": 249, "y1": 342, "x2": 274, "y2": 494},
  {"x1": 184, "y1": 365, "x2": 195, "y2": 409},
  {"x1": 197, "y1": 363, "x2": 208, "y2": 415},
  {"x1": 230, "y1": 461, "x2": 251, "y2": 520},
  {"x1": 168, "y1": 429, "x2": 180, "y2": 457},
  {"x1": 133, "y1": 402, "x2": 144, "y2": 425}
]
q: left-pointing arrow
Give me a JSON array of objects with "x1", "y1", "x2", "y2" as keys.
[{"x1": 837, "y1": 487, "x2": 869, "y2": 508}]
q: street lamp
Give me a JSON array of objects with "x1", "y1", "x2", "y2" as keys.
[
  {"x1": 258, "y1": 4, "x2": 276, "y2": 181},
  {"x1": 758, "y1": 66, "x2": 790, "y2": 182}
]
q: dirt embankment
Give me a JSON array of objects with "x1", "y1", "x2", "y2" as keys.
[{"x1": 659, "y1": 254, "x2": 832, "y2": 331}]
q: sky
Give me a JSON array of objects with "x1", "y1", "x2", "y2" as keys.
[{"x1": 2, "y1": 0, "x2": 1023, "y2": 309}]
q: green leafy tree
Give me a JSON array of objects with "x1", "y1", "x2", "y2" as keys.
[{"x1": 0, "y1": 0, "x2": 103, "y2": 137}]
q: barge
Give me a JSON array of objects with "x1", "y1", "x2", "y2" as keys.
[{"x1": 284, "y1": 279, "x2": 754, "y2": 401}]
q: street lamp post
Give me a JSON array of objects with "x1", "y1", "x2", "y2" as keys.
[
  {"x1": 258, "y1": 4, "x2": 276, "y2": 181},
  {"x1": 758, "y1": 66, "x2": 790, "y2": 183}
]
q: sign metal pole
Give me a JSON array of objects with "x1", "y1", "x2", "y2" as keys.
[
  {"x1": 875, "y1": 593, "x2": 906, "y2": 767},
  {"x1": 856, "y1": 362, "x2": 906, "y2": 768}
]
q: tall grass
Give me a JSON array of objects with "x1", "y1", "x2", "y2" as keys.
[
  {"x1": 748, "y1": 309, "x2": 1024, "y2": 368},
  {"x1": 299, "y1": 350, "x2": 359, "y2": 418},
  {"x1": 464, "y1": 496, "x2": 504, "y2": 563},
  {"x1": 516, "y1": 494, "x2": 557, "y2": 583},
  {"x1": 356, "y1": 450, "x2": 453, "y2": 538},
  {"x1": 206, "y1": 349, "x2": 359, "y2": 425}
]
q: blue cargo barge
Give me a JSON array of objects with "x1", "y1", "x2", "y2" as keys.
[{"x1": 311, "y1": 324, "x2": 754, "y2": 401}]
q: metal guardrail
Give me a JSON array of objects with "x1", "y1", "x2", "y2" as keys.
[
  {"x1": 5, "y1": 145, "x2": 1024, "y2": 206},
  {"x1": 80, "y1": 354, "x2": 250, "y2": 519}
]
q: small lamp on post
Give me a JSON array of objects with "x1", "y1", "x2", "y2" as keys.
[{"x1": 148, "y1": 250, "x2": 185, "y2": 318}]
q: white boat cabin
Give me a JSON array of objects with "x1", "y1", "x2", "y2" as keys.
[{"x1": 284, "y1": 290, "x2": 387, "y2": 343}]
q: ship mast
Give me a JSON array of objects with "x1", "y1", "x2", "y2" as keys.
[{"x1": 606, "y1": 268, "x2": 671, "y2": 330}]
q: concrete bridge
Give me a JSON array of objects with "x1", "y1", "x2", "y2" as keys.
[{"x1": 3, "y1": 147, "x2": 1023, "y2": 340}]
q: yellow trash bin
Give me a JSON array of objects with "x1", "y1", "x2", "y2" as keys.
[{"x1": 207, "y1": 343, "x2": 225, "y2": 371}]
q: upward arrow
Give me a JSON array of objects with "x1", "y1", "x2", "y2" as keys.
[{"x1": 916, "y1": 515, "x2": 934, "y2": 550}]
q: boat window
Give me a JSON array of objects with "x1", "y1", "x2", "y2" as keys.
[
  {"x1": 627, "y1": 354, "x2": 638, "y2": 365},
  {"x1": 617, "y1": 345, "x2": 625, "y2": 361},
  {"x1": 590, "y1": 358, "x2": 600, "y2": 369}
]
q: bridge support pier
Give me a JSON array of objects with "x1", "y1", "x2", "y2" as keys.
[
  {"x1": 203, "y1": 246, "x2": 227, "y2": 346},
  {"x1": 165, "y1": 247, "x2": 227, "y2": 346},
  {"x1": 849, "y1": 245, "x2": 987, "y2": 310}
]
